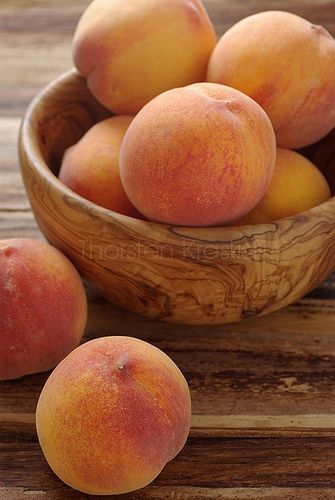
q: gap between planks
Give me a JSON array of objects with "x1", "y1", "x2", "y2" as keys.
[
  {"x1": 2, "y1": 413, "x2": 335, "y2": 433},
  {"x1": 3, "y1": 486, "x2": 335, "y2": 500}
]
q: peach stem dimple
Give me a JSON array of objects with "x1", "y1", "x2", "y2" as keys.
[{"x1": 117, "y1": 361, "x2": 125, "y2": 370}]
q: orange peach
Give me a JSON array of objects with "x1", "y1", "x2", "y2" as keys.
[
  {"x1": 120, "y1": 82, "x2": 276, "y2": 226},
  {"x1": 73, "y1": 0, "x2": 216, "y2": 114},
  {"x1": 0, "y1": 238, "x2": 87, "y2": 380},
  {"x1": 238, "y1": 148, "x2": 331, "y2": 224},
  {"x1": 207, "y1": 11, "x2": 335, "y2": 149},
  {"x1": 36, "y1": 336, "x2": 191, "y2": 495},
  {"x1": 59, "y1": 116, "x2": 140, "y2": 217}
]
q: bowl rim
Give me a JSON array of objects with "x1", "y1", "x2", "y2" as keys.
[{"x1": 19, "y1": 68, "x2": 335, "y2": 241}]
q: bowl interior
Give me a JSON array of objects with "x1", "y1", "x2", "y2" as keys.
[
  {"x1": 29, "y1": 69, "x2": 335, "y2": 216},
  {"x1": 33, "y1": 70, "x2": 111, "y2": 179}
]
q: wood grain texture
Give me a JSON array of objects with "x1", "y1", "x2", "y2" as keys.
[
  {"x1": 1, "y1": 289, "x2": 335, "y2": 497},
  {"x1": 1, "y1": 0, "x2": 335, "y2": 117},
  {"x1": 2, "y1": 293, "x2": 335, "y2": 419},
  {"x1": 2, "y1": 423, "x2": 335, "y2": 498},
  {"x1": 2, "y1": 0, "x2": 335, "y2": 498},
  {"x1": 19, "y1": 70, "x2": 335, "y2": 324},
  {"x1": 2, "y1": 488, "x2": 335, "y2": 500},
  {"x1": 0, "y1": 119, "x2": 30, "y2": 210}
]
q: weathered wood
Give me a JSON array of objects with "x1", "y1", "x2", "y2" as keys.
[
  {"x1": 0, "y1": 118, "x2": 35, "y2": 210},
  {"x1": 1, "y1": 0, "x2": 335, "y2": 116},
  {"x1": 1, "y1": 292, "x2": 335, "y2": 426},
  {"x1": 2, "y1": 487, "x2": 335, "y2": 500},
  {"x1": 0, "y1": 212, "x2": 39, "y2": 239},
  {"x1": 2, "y1": 0, "x2": 335, "y2": 497},
  {"x1": 2, "y1": 423, "x2": 335, "y2": 497}
]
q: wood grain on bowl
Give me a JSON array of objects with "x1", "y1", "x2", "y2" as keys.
[{"x1": 19, "y1": 70, "x2": 335, "y2": 325}]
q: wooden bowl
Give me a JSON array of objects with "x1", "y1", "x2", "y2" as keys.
[{"x1": 19, "y1": 69, "x2": 335, "y2": 325}]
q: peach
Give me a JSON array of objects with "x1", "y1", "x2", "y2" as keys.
[
  {"x1": 207, "y1": 11, "x2": 335, "y2": 149},
  {"x1": 36, "y1": 336, "x2": 191, "y2": 495},
  {"x1": 237, "y1": 148, "x2": 331, "y2": 224},
  {"x1": 120, "y1": 82, "x2": 276, "y2": 226},
  {"x1": 59, "y1": 116, "x2": 140, "y2": 217},
  {"x1": 73, "y1": 0, "x2": 216, "y2": 114},
  {"x1": 0, "y1": 238, "x2": 87, "y2": 380}
]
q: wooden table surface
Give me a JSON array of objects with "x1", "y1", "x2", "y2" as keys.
[{"x1": 1, "y1": 1, "x2": 335, "y2": 499}]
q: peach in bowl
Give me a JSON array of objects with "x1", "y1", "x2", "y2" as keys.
[{"x1": 19, "y1": 70, "x2": 335, "y2": 325}]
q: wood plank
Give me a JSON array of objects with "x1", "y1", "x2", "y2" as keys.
[
  {"x1": 0, "y1": 118, "x2": 30, "y2": 209},
  {"x1": 2, "y1": 487, "x2": 335, "y2": 500},
  {"x1": 1, "y1": 424, "x2": 335, "y2": 495},
  {"x1": 1, "y1": 290, "x2": 335, "y2": 420},
  {"x1": 1, "y1": 0, "x2": 335, "y2": 115},
  {"x1": 3, "y1": 412, "x2": 335, "y2": 432},
  {"x1": 0, "y1": 211, "x2": 40, "y2": 239}
]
